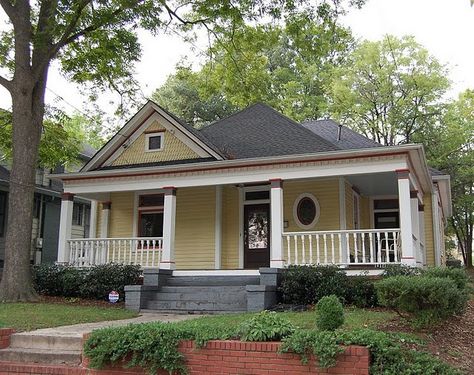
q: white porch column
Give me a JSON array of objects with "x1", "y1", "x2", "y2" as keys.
[
  {"x1": 270, "y1": 179, "x2": 284, "y2": 268},
  {"x1": 100, "y1": 201, "x2": 111, "y2": 238},
  {"x1": 410, "y1": 192, "x2": 421, "y2": 265},
  {"x1": 215, "y1": 185, "x2": 223, "y2": 269},
  {"x1": 89, "y1": 200, "x2": 98, "y2": 238},
  {"x1": 160, "y1": 187, "x2": 177, "y2": 270},
  {"x1": 57, "y1": 193, "x2": 74, "y2": 263},
  {"x1": 397, "y1": 170, "x2": 416, "y2": 266},
  {"x1": 338, "y1": 177, "x2": 348, "y2": 263}
]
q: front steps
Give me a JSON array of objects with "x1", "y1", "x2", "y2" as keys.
[
  {"x1": 0, "y1": 332, "x2": 82, "y2": 365},
  {"x1": 143, "y1": 276, "x2": 255, "y2": 313}
]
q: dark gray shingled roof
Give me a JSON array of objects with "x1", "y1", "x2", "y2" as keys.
[
  {"x1": 302, "y1": 119, "x2": 382, "y2": 150},
  {"x1": 200, "y1": 103, "x2": 338, "y2": 159}
]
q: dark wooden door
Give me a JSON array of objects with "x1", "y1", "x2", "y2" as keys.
[
  {"x1": 374, "y1": 212, "x2": 400, "y2": 262},
  {"x1": 244, "y1": 204, "x2": 270, "y2": 269}
]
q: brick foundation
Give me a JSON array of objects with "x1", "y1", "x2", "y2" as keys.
[{"x1": 0, "y1": 331, "x2": 370, "y2": 375}]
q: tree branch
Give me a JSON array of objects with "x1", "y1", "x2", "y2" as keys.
[{"x1": 0, "y1": 74, "x2": 12, "y2": 92}]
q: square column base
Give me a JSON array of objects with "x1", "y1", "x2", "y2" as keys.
[{"x1": 158, "y1": 262, "x2": 176, "y2": 270}]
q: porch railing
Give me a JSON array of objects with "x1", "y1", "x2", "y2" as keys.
[
  {"x1": 283, "y1": 229, "x2": 401, "y2": 266},
  {"x1": 67, "y1": 237, "x2": 163, "y2": 268}
]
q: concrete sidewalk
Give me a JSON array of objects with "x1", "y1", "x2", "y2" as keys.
[{"x1": 17, "y1": 312, "x2": 199, "y2": 338}]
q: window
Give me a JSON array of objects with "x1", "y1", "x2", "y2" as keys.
[
  {"x1": 0, "y1": 191, "x2": 6, "y2": 237},
  {"x1": 245, "y1": 190, "x2": 270, "y2": 201},
  {"x1": 137, "y1": 194, "x2": 164, "y2": 237},
  {"x1": 293, "y1": 193, "x2": 320, "y2": 229},
  {"x1": 145, "y1": 132, "x2": 164, "y2": 152},
  {"x1": 72, "y1": 203, "x2": 84, "y2": 226}
]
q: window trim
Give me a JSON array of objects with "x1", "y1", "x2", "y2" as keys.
[
  {"x1": 145, "y1": 131, "x2": 165, "y2": 152},
  {"x1": 136, "y1": 193, "x2": 165, "y2": 237},
  {"x1": 293, "y1": 193, "x2": 320, "y2": 230}
]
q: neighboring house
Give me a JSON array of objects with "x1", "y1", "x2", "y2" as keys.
[
  {"x1": 0, "y1": 146, "x2": 95, "y2": 266},
  {"x1": 52, "y1": 101, "x2": 451, "y2": 272}
]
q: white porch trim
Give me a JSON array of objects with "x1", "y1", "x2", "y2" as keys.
[
  {"x1": 159, "y1": 187, "x2": 177, "y2": 269},
  {"x1": 397, "y1": 171, "x2": 416, "y2": 265},
  {"x1": 173, "y1": 270, "x2": 260, "y2": 276},
  {"x1": 100, "y1": 201, "x2": 110, "y2": 238},
  {"x1": 89, "y1": 200, "x2": 98, "y2": 238},
  {"x1": 57, "y1": 193, "x2": 74, "y2": 263},
  {"x1": 270, "y1": 179, "x2": 284, "y2": 268}
]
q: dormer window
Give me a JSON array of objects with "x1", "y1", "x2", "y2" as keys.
[{"x1": 145, "y1": 132, "x2": 164, "y2": 152}]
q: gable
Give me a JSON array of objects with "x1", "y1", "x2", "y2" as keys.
[{"x1": 111, "y1": 120, "x2": 202, "y2": 167}]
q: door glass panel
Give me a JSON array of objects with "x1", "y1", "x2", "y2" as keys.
[
  {"x1": 247, "y1": 210, "x2": 268, "y2": 249},
  {"x1": 139, "y1": 212, "x2": 164, "y2": 237}
]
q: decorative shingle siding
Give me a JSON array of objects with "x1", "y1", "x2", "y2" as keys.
[{"x1": 111, "y1": 120, "x2": 201, "y2": 166}]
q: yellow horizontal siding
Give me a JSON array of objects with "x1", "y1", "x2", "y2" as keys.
[
  {"x1": 112, "y1": 120, "x2": 200, "y2": 166},
  {"x1": 175, "y1": 186, "x2": 215, "y2": 269},
  {"x1": 283, "y1": 179, "x2": 340, "y2": 232},
  {"x1": 109, "y1": 192, "x2": 134, "y2": 238},
  {"x1": 71, "y1": 225, "x2": 85, "y2": 239},
  {"x1": 423, "y1": 194, "x2": 435, "y2": 266},
  {"x1": 345, "y1": 182, "x2": 354, "y2": 230},
  {"x1": 96, "y1": 205, "x2": 103, "y2": 237},
  {"x1": 360, "y1": 196, "x2": 371, "y2": 229},
  {"x1": 221, "y1": 186, "x2": 240, "y2": 269}
]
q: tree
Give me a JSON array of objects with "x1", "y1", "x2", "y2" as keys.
[
  {"x1": 153, "y1": 14, "x2": 354, "y2": 125},
  {"x1": 328, "y1": 35, "x2": 450, "y2": 145},
  {"x1": 0, "y1": 1, "x2": 364, "y2": 301},
  {"x1": 422, "y1": 90, "x2": 474, "y2": 268}
]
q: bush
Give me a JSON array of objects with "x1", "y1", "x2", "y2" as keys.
[
  {"x1": 345, "y1": 276, "x2": 378, "y2": 308},
  {"x1": 316, "y1": 295, "x2": 344, "y2": 331},
  {"x1": 422, "y1": 267, "x2": 469, "y2": 291},
  {"x1": 80, "y1": 264, "x2": 142, "y2": 300},
  {"x1": 32, "y1": 264, "x2": 141, "y2": 301},
  {"x1": 238, "y1": 311, "x2": 295, "y2": 341},
  {"x1": 280, "y1": 265, "x2": 348, "y2": 305},
  {"x1": 376, "y1": 276, "x2": 468, "y2": 327},
  {"x1": 383, "y1": 264, "x2": 421, "y2": 277}
]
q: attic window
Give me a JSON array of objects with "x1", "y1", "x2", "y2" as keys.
[{"x1": 145, "y1": 132, "x2": 164, "y2": 152}]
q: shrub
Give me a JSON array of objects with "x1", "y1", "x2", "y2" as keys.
[
  {"x1": 33, "y1": 264, "x2": 141, "y2": 301},
  {"x1": 376, "y1": 276, "x2": 468, "y2": 327},
  {"x1": 280, "y1": 265, "x2": 348, "y2": 305},
  {"x1": 382, "y1": 264, "x2": 421, "y2": 277},
  {"x1": 422, "y1": 267, "x2": 469, "y2": 291},
  {"x1": 80, "y1": 264, "x2": 142, "y2": 300},
  {"x1": 345, "y1": 276, "x2": 378, "y2": 308},
  {"x1": 238, "y1": 311, "x2": 295, "y2": 341},
  {"x1": 316, "y1": 295, "x2": 344, "y2": 331}
]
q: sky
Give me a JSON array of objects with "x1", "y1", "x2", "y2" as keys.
[{"x1": 0, "y1": 0, "x2": 473, "y2": 119}]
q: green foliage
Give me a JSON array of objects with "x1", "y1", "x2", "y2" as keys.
[
  {"x1": 376, "y1": 276, "x2": 468, "y2": 327},
  {"x1": 383, "y1": 264, "x2": 422, "y2": 277},
  {"x1": 341, "y1": 329, "x2": 460, "y2": 375},
  {"x1": 280, "y1": 330, "x2": 344, "y2": 368},
  {"x1": 238, "y1": 311, "x2": 295, "y2": 341},
  {"x1": 153, "y1": 16, "x2": 355, "y2": 126},
  {"x1": 328, "y1": 35, "x2": 450, "y2": 145},
  {"x1": 423, "y1": 267, "x2": 470, "y2": 291},
  {"x1": 280, "y1": 265, "x2": 349, "y2": 305},
  {"x1": 84, "y1": 322, "x2": 190, "y2": 374},
  {"x1": 345, "y1": 276, "x2": 378, "y2": 308},
  {"x1": 0, "y1": 109, "x2": 85, "y2": 168},
  {"x1": 316, "y1": 295, "x2": 344, "y2": 331},
  {"x1": 32, "y1": 264, "x2": 141, "y2": 301}
]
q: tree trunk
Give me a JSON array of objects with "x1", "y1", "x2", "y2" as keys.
[{"x1": 0, "y1": 71, "x2": 47, "y2": 302}]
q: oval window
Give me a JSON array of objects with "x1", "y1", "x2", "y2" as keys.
[{"x1": 293, "y1": 193, "x2": 320, "y2": 229}]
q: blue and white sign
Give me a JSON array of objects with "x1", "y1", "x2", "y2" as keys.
[{"x1": 108, "y1": 290, "x2": 119, "y2": 303}]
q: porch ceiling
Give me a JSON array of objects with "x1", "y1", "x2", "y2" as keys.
[{"x1": 346, "y1": 172, "x2": 398, "y2": 196}]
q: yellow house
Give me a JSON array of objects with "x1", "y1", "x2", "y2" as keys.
[{"x1": 51, "y1": 101, "x2": 452, "y2": 311}]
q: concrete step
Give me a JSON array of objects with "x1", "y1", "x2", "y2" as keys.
[
  {"x1": 159, "y1": 285, "x2": 246, "y2": 294},
  {"x1": 10, "y1": 333, "x2": 82, "y2": 351},
  {"x1": 145, "y1": 299, "x2": 247, "y2": 312},
  {"x1": 166, "y1": 276, "x2": 260, "y2": 286},
  {"x1": 0, "y1": 347, "x2": 81, "y2": 365}
]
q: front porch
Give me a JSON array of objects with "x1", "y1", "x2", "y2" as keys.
[{"x1": 58, "y1": 171, "x2": 429, "y2": 271}]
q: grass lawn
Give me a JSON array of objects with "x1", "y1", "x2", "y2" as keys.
[
  {"x1": 0, "y1": 302, "x2": 138, "y2": 331},
  {"x1": 175, "y1": 306, "x2": 395, "y2": 332}
]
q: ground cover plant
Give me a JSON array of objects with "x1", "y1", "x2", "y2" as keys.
[
  {"x1": 0, "y1": 302, "x2": 137, "y2": 331},
  {"x1": 84, "y1": 306, "x2": 461, "y2": 375}
]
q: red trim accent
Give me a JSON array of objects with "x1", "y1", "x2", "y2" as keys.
[
  {"x1": 61, "y1": 193, "x2": 75, "y2": 201},
  {"x1": 269, "y1": 178, "x2": 283, "y2": 188},
  {"x1": 64, "y1": 150, "x2": 411, "y2": 182},
  {"x1": 163, "y1": 186, "x2": 177, "y2": 196}
]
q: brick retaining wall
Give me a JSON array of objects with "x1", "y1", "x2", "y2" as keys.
[{"x1": 0, "y1": 329, "x2": 370, "y2": 375}]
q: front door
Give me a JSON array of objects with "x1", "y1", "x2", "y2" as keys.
[{"x1": 244, "y1": 204, "x2": 270, "y2": 269}]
